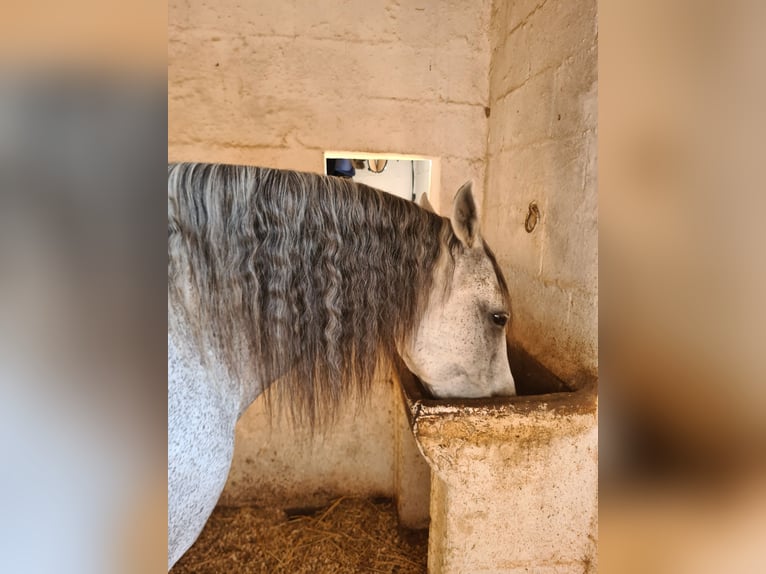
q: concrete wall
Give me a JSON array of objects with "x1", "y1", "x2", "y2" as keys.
[
  {"x1": 484, "y1": 0, "x2": 598, "y2": 383},
  {"x1": 169, "y1": 0, "x2": 494, "y2": 507},
  {"x1": 219, "y1": 376, "x2": 398, "y2": 508},
  {"x1": 419, "y1": 401, "x2": 597, "y2": 573},
  {"x1": 168, "y1": 0, "x2": 492, "y2": 210}
]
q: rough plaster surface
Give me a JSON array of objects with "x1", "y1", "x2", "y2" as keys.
[
  {"x1": 393, "y1": 343, "x2": 598, "y2": 573},
  {"x1": 484, "y1": 0, "x2": 598, "y2": 383},
  {"x1": 413, "y1": 395, "x2": 598, "y2": 574},
  {"x1": 219, "y1": 378, "x2": 396, "y2": 509},
  {"x1": 169, "y1": 0, "x2": 493, "y2": 209}
]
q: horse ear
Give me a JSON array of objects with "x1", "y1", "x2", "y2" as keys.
[
  {"x1": 419, "y1": 193, "x2": 436, "y2": 213},
  {"x1": 451, "y1": 181, "x2": 480, "y2": 248}
]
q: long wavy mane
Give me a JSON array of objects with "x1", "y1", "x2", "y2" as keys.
[{"x1": 168, "y1": 162, "x2": 457, "y2": 424}]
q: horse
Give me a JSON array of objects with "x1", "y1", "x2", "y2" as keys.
[{"x1": 167, "y1": 162, "x2": 516, "y2": 568}]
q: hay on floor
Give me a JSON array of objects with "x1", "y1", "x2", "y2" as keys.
[{"x1": 171, "y1": 497, "x2": 428, "y2": 574}]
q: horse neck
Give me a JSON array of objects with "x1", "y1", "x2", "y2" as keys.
[
  {"x1": 168, "y1": 269, "x2": 268, "y2": 419},
  {"x1": 168, "y1": 164, "x2": 453, "y2": 423}
]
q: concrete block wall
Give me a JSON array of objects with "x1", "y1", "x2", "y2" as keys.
[
  {"x1": 484, "y1": 0, "x2": 598, "y2": 384},
  {"x1": 169, "y1": 0, "x2": 493, "y2": 211}
]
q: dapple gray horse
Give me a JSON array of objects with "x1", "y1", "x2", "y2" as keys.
[{"x1": 168, "y1": 162, "x2": 515, "y2": 568}]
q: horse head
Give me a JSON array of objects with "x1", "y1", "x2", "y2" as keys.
[{"x1": 399, "y1": 182, "x2": 516, "y2": 398}]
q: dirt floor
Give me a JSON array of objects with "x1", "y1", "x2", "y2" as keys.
[{"x1": 171, "y1": 497, "x2": 428, "y2": 574}]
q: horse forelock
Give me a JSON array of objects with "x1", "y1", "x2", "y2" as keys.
[{"x1": 168, "y1": 162, "x2": 455, "y2": 426}]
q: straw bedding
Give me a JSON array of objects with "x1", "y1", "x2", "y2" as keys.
[{"x1": 170, "y1": 497, "x2": 428, "y2": 574}]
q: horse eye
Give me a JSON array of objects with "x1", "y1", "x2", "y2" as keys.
[{"x1": 491, "y1": 312, "x2": 509, "y2": 327}]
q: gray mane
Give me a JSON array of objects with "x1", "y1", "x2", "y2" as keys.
[{"x1": 168, "y1": 162, "x2": 458, "y2": 425}]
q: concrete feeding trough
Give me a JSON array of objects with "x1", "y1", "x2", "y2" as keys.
[{"x1": 392, "y1": 344, "x2": 598, "y2": 574}]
